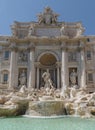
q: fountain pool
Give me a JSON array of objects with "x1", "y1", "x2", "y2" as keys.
[{"x1": 0, "y1": 117, "x2": 95, "y2": 130}]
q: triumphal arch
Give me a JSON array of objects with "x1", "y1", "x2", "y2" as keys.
[{"x1": 0, "y1": 7, "x2": 95, "y2": 92}]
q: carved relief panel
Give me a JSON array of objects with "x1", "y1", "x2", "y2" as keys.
[{"x1": 18, "y1": 51, "x2": 28, "y2": 63}]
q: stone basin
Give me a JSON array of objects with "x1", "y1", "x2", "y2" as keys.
[{"x1": 27, "y1": 100, "x2": 66, "y2": 116}]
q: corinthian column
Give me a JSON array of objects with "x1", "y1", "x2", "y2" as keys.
[
  {"x1": 9, "y1": 45, "x2": 17, "y2": 89},
  {"x1": 56, "y1": 62, "x2": 61, "y2": 89},
  {"x1": 80, "y1": 49, "x2": 86, "y2": 87},
  {"x1": 37, "y1": 67, "x2": 39, "y2": 89},
  {"x1": 61, "y1": 47, "x2": 68, "y2": 89},
  {"x1": 28, "y1": 46, "x2": 35, "y2": 89},
  {"x1": 57, "y1": 67, "x2": 60, "y2": 89}
]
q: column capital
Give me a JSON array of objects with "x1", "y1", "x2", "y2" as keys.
[
  {"x1": 56, "y1": 62, "x2": 61, "y2": 67},
  {"x1": 9, "y1": 43, "x2": 18, "y2": 51},
  {"x1": 77, "y1": 47, "x2": 85, "y2": 52},
  {"x1": 61, "y1": 42, "x2": 68, "y2": 51},
  {"x1": 61, "y1": 47, "x2": 68, "y2": 51},
  {"x1": 34, "y1": 62, "x2": 40, "y2": 67},
  {"x1": 27, "y1": 44, "x2": 35, "y2": 51},
  {"x1": 61, "y1": 44, "x2": 68, "y2": 51}
]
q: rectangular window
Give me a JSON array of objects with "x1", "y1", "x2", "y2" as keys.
[
  {"x1": 88, "y1": 73, "x2": 93, "y2": 82},
  {"x1": 4, "y1": 51, "x2": 9, "y2": 60},
  {"x1": 87, "y1": 51, "x2": 91, "y2": 60},
  {"x1": 3, "y1": 74, "x2": 8, "y2": 83}
]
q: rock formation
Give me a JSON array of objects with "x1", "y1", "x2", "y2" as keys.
[{"x1": 0, "y1": 85, "x2": 95, "y2": 118}]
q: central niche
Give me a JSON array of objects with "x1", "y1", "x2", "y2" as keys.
[
  {"x1": 40, "y1": 53, "x2": 57, "y2": 66},
  {"x1": 39, "y1": 53, "x2": 57, "y2": 88}
]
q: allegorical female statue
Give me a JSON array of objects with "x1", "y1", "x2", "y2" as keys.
[
  {"x1": 19, "y1": 69, "x2": 27, "y2": 86},
  {"x1": 70, "y1": 69, "x2": 77, "y2": 85}
]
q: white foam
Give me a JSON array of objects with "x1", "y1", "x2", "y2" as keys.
[{"x1": 22, "y1": 115, "x2": 80, "y2": 119}]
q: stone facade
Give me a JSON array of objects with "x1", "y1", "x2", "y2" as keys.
[{"x1": 0, "y1": 7, "x2": 95, "y2": 92}]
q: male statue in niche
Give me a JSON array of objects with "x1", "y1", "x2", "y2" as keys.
[{"x1": 42, "y1": 69, "x2": 53, "y2": 89}]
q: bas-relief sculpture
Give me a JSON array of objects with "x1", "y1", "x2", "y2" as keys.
[
  {"x1": 60, "y1": 23, "x2": 84, "y2": 38},
  {"x1": 18, "y1": 52, "x2": 28, "y2": 62}
]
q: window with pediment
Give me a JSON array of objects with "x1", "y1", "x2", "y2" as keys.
[
  {"x1": 2, "y1": 70, "x2": 9, "y2": 84},
  {"x1": 4, "y1": 51, "x2": 10, "y2": 60},
  {"x1": 3, "y1": 74, "x2": 8, "y2": 84},
  {"x1": 87, "y1": 72, "x2": 93, "y2": 82},
  {"x1": 86, "y1": 50, "x2": 92, "y2": 60}
]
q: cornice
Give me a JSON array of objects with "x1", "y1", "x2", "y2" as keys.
[
  {"x1": 9, "y1": 43, "x2": 18, "y2": 51},
  {"x1": 27, "y1": 43, "x2": 35, "y2": 51},
  {"x1": 8, "y1": 35, "x2": 88, "y2": 45},
  {"x1": 0, "y1": 41, "x2": 10, "y2": 46},
  {"x1": 0, "y1": 35, "x2": 94, "y2": 47}
]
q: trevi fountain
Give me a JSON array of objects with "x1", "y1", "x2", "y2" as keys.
[
  {"x1": 0, "y1": 70, "x2": 95, "y2": 130},
  {"x1": 0, "y1": 70, "x2": 95, "y2": 118},
  {"x1": 0, "y1": 7, "x2": 95, "y2": 130}
]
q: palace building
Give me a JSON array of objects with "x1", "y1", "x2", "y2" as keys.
[{"x1": 0, "y1": 7, "x2": 95, "y2": 92}]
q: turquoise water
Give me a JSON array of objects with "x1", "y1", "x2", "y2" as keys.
[{"x1": 0, "y1": 117, "x2": 95, "y2": 130}]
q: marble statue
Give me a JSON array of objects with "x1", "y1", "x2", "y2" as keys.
[
  {"x1": 37, "y1": 7, "x2": 59, "y2": 25},
  {"x1": 70, "y1": 69, "x2": 77, "y2": 86},
  {"x1": 37, "y1": 13, "x2": 44, "y2": 24},
  {"x1": 39, "y1": 70, "x2": 55, "y2": 101},
  {"x1": 60, "y1": 86, "x2": 70, "y2": 99},
  {"x1": 0, "y1": 83, "x2": 95, "y2": 117},
  {"x1": 28, "y1": 24, "x2": 35, "y2": 36},
  {"x1": 19, "y1": 69, "x2": 27, "y2": 86},
  {"x1": 60, "y1": 26, "x2": 65, "y2": 36},
  {"x1": 43, "y1": 7, "x2": 52, "y2": 24},
  {"x1": 42, "y1": 70, "x2": 53, "y2": 89},
  {"x1": 19, "y1": 85, "x2": 27, "y2": 94}
]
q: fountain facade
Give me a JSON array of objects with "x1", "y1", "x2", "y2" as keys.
[
  {"x1": 0, "y1": 7, "x2": 95, "y2": 93},
  {"x1": 0, "y1": 7, "x2": 95, "y2": 118}
]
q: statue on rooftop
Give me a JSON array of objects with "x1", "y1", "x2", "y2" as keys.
[
  {"x1": 37, "y1": 7, "x2": 59, "y2": 25},
  {"x1": 28, "y1": 24, "x2": 35, "y2": 36}
]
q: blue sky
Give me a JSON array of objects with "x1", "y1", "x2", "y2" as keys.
[{"x1": 0, "y1": 0, "x2": 95, "y2": 35}]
